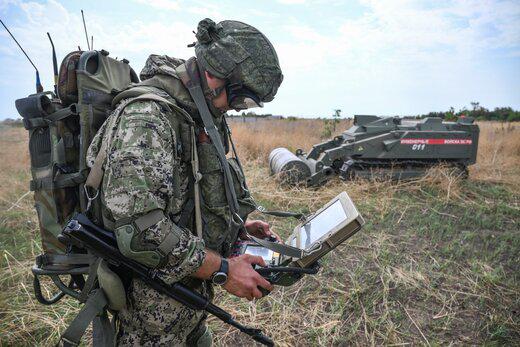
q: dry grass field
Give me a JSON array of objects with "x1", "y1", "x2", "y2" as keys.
[{"x1": 0, "y1": 119, "x2": 519, "y2": 346}]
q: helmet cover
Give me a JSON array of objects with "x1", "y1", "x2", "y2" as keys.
[{"x1": 194, "y1": 18, "x2": 283, "y2": 103}]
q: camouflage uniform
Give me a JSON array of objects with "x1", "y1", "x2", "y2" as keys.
[
  {"x1": 87, "y1": 17, "x2": 283, "y2": 346},
  {"x1": 87, "y1": 55, "x2": 212, "y2": 346}
]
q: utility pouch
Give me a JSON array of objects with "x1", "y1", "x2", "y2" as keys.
[
  {"x1": 197, "y1": 143, "x2": 255, "y2": 256},
  {"x1": 228, "y1": 158, "x2": 256, "y2": 217},
  {"x1": 16, "y1": 93, "x2": 80, "y2": 253}
]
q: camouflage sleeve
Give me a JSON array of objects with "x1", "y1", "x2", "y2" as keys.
[{"x1": 101, "y1": 100, "x2": 205, "y2": 284}]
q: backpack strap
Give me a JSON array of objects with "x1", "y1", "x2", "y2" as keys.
[
  {"x1": 190, "y1": 123, "x2": 203, "y2": 238},
  {"x1": 84, "y1": 93, "x2": 178, "y2": 194},
  {"x1": 60, "y1": 289, "x2": 113, "y2": 347}
]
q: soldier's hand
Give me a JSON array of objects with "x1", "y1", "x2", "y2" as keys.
[
  {"x1": 243, "y1": 220, "x2": 283, "y2": 242},
  {"x1": 224, "y1": 254, "x2": 273, "y2": 301}
]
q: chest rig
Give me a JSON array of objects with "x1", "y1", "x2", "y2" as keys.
[{"x1": 175, "y1": 58, "x2": 256, "y2": 256}]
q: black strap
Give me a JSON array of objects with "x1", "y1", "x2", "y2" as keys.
[
  {"x1": 30, "y1": 171, "x2": 88, "y2": 191},
  {"x1": 92, "y1": 312, "x2": 116, "y2": 347},
  {"x1": 183, "y1": 68, "x2": 240, "y2": 220},
  {"x1": 23, "y1": 105, "x2": 78, "y2": 130},
  {"x1": 60, "y1": 289, "x2": 110, "y2": 347},
  {"x1": 23, "y1": 117, "x2": 47, "y2": 129},
  {"x1": 178, "y1": 198, "x2": 195, "y2": 228},
  {"x1": 250, "y1": 235, "x2": 306, "y2": 259},
  {"x1": 257, "y1": 208, "x2": 305, "y2": 220},
  {"x1": 36, "y1": 253, "x2": 95, "y2": 267},
  {"x1": 78, "y1": 258, "x2": 102, "y2": 303},
  {"x1": 46, "y1": 104, "x2": 78, "y2": 123}
]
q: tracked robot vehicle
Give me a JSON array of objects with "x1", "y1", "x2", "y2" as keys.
[{"x1": 269, "y1": 115, "x2": 479, "y2": 186}]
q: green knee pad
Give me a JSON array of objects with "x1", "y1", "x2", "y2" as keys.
[{"x1": 186, "y1": 325, "x2": 212, "y2": 347}]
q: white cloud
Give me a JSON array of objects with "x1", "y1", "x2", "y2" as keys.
[
  {"x1": 1, "y1": 0, "x2": 519, "y2": 118},
  {"x1": 186, "y1": 2, "x2": 223, "y2": 21},
  {"x1": 133, "y1": 0, "x2": 179, "y2": 11},
  {"x1": 277, "y1": 0, "x2": 306, "y2": 4},
  {"x1": 0, "y1": 0, "x2": 19, "y2": 11},
  {"x1": 0, "y1": 0, "x2": 197, "y2": 102},
  {"x1": 277, "y1": 0, "x2": 520, "y2": 75},
  {"x1": 271, "y1": 0, "x2": 520, "y2": 116}
]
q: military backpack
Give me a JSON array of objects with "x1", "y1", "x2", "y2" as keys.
[{"x1": 15, "y1": 49, "x2": 139, "y2": 345}]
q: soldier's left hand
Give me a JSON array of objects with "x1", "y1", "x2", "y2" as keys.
[{"x1": 243, "y1": 220, "x2": 282, "y2": 242}]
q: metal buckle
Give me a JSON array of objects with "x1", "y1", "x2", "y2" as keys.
[
  {"x1": 61, "y1": 337, "x2": 79, "y2": 347},
  {"x1": 83, "y1": 185, "x2": 99, "y2": 212},
  {"x1": 232, "y1": 211, "x2": 244, "y2": 226}
]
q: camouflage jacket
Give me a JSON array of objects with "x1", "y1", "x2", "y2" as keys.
[
  {"x1": 87, "y1": 55, "x2": 207, "y2": 284},
  {"x1": 87, "y1": 55, "x2": 255, "y2": 284}
]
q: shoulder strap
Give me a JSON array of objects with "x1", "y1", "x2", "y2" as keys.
[
  {"x1": 176, "y1": 63, "x2": 241, "y2": 223},
  {"x1": 60, "y1": 289, "x2": 114, "y2": 347}
]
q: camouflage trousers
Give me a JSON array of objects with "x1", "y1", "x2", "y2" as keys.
[{"x1": 117, "y1": 278, "x2": 212, "y2": 346}]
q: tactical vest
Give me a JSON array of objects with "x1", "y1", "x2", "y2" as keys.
[{"x1": 103, "y1": 58, "x2": 256, "y2": 256}]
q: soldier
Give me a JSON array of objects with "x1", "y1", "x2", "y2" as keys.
[{"x1": 86, "y1": 18, "x2": 284, "y2": 345}]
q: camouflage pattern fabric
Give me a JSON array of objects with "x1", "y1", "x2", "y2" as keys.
[
  {"x1": 194, "y1": 18, "x2": 283, "y2": 103},
  {"x1": 117, "y1": 278, "x2": 208, "y2": 346},
  {"x1": 87, "y1": 95, "x2": 208, "y2": 345},
  {"x1": 87, "y1": 50, "x2": 259, "y2": 345}
]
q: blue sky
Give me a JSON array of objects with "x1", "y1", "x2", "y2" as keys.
[{"x1": 1, "y1": 0, "x2": 519, "y2": 119}]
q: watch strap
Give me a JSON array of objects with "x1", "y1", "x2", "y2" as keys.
[
  {"x1": 211, "y1": 258, "x2": 229, "y2": 285},
  {"x1": 219, "y1": 258, "x2": 229, "y2": 275}
]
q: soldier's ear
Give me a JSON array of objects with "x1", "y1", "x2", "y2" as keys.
[{"x1": 204, "y1": 70, "x2": 225, "y2": 89}]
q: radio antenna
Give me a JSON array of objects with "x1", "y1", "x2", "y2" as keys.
[
  {"x1": 81, "y1": 10, "x2": 91, "y2": 50},
  {"x1": 47, "y1": 32, "x2": 59, "y2": 96},
  {"x1": 91, "y1": 35, "x2": 94, "y2": 50},
  {"x1": 0, "y1": 18, "x2": 43, "y2": 93}
]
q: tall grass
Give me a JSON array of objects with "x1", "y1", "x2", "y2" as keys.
[
  {"x1": 0, "y1": 120, "x2": 519, "y2": 346},
  {"x1": 229, "y1": 119, "x2": 352, "y2": 162},
  {"x1": 230, "y1": 119, "x2": 520, "y2": 186}
]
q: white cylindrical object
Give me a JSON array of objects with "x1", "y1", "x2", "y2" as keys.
[{"x1": 269, "y1": 147, "x2": 311, "y2": 185}]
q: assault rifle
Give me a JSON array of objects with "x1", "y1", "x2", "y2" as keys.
[{"x1": 59, "y1": 213, "x2": 274, "y2": 347}]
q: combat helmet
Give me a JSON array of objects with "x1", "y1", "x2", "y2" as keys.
[{"x1": 194, "y1": 18, "x2": 283, "y2": 109}]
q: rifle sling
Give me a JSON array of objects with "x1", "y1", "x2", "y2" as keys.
[{"x1": 177, "y1": 63, "x2": 241, "y2": 220}]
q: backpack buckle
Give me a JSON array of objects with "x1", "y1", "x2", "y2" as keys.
[{"x1": 84, "y1": 185, "x2": 99, "y2": 212}]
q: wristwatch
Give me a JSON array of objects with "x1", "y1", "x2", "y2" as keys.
[{"x1": 211, "y1": 258, "x2": 229, "y2": 285}]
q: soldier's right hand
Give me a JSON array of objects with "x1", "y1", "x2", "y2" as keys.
[{"x1": 224, "y1": 254, "x2": 274, "y2": 301}]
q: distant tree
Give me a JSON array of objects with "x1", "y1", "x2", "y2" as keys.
[
  {"x1": 321, "y1": 109, "x2": 342, "y2": 139},
  {"x1": 507, "y1": 112, "x2": 520, "y2": 122},
  {"x1": 332, "y1": 109, "x2": 341, "y2": 131},
  {"x1": 444, "y1": 107, "x2": 456, "y2": 121},
  {"x1": 414, "y1": 103, "x2": 519, "y2": 122}
]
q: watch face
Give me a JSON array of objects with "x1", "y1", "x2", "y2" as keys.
[{"x1": 212, "y1": 272, "x2": 228, "y2": 285}]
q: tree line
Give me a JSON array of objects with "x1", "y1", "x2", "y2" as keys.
[{"x1": 416, "y1": 102, "x2": 520, "y2": 122}]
